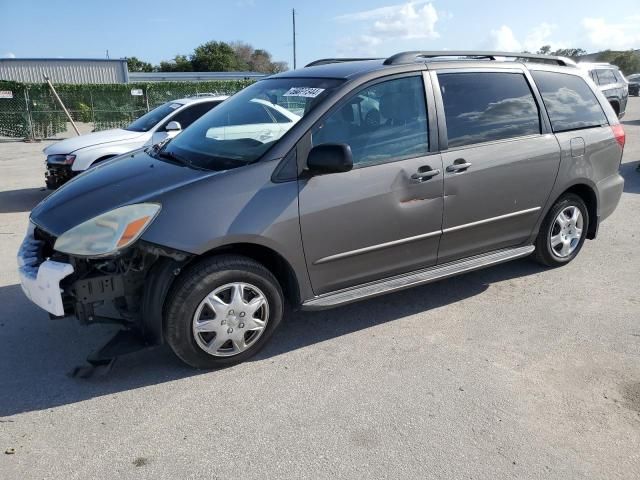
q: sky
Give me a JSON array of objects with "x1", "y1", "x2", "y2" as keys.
[{"x1": 1, "y1": 0, "x2": 639, "y2": 69}]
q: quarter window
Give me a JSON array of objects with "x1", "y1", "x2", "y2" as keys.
[
  {"x1": 438, "y1": 72, "x2": 540, "y2": 148},
  {"x1": 531, "y1": 71, "x2": 608, "y2": 133},
  {"x1": 311, "y1": 76, "x2": 429, "y2": 167},
  {"x1": 595, "y1": 69, "x2": 617, "y2": 85}
]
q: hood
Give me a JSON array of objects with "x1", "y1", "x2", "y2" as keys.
[
  {"x1": 43, "y1": 129, "x2": 145, "y2": 155},
  {"x1": 31, "y1": 149, "x2": 219, "y2": 236}
]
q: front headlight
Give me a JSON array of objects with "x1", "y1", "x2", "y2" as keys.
[{"x1": 54, "y1": 203, "x2": 161, "y2": 257}]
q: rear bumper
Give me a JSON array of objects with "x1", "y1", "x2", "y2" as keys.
[
  {"x1": 17, "y1": 223, "x2": 74, "y2": 316},
  {"x1": 597, "y1": 172, "x2": 625, "y2": 222}
]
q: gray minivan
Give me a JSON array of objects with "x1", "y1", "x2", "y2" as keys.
[{"x1": 19, "y1": 51, "x2": 625, "y2": 370}]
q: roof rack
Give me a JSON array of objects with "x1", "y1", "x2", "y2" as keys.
[
  {"x1": 383, "y1": 51, "x2": 577, "y2": 67},
  {"x1": 305, "y1": 58, "x2": 383, "y2": 67}
]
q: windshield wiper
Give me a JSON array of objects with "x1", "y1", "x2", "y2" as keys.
[{"x1": 156, "y1": 149, "x2": 193, "y2": 167}]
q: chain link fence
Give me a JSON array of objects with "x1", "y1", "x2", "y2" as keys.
[{"x1": 0, "y1": 80, "x2": 254, "y2": 139}]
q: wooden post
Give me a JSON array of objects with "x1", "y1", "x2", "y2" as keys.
[{"x1": 43, "y1": 74, "x2": 80, "y2": 136}]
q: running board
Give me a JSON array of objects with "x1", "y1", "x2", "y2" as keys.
[{"x1": 302, "y1": 245, "x2": 535, "y2": 310}]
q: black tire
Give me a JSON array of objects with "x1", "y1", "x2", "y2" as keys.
[
  {"x1": 533, "y1": 193, "x2": 589, "y2": 267},
  {"x1": 164, "y1": 255, "x2": 284, "y2": 369}
]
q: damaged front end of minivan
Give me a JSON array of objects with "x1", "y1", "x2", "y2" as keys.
[{"x1": 18, "y1": 216, "x2": 193, "y2": 375}]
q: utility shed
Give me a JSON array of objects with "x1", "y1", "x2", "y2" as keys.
[{"x1": 0, "y1": 58, "x2": 129, "y2": 84}]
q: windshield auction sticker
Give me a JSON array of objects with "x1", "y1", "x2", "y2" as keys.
[{"x1": 283, "y1": 87, "x2": 325, "y2": 98}]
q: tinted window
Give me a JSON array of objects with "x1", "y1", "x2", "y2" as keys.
[
  {"x1": 438, "y1": 73, "x2": 540, "y2": 148},
  {"x1": 312, "y1": 76, "x2": 428, "y2": 167},
  {"x1": 163, "y1": 101, "x2": 219, "y2": 130},
  {"x1": 125, "y1": 102, "x2": 182, "y2": 132},
  {"x1": 595, "y1": 69, "x2": 617, "y2": 85},
  {"x1": 531, "y1": 71, "x2": 608, "y2": 132}
]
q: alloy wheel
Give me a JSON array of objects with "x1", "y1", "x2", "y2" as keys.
[{"x1": 549, "y1": 206, "x2": 583, "y2": 258}]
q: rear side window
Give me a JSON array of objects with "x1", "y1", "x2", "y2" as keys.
[
  {"x1": 531, "y1": 71, "x2": 608, "y2": 133},
  {"x1": 438, "y1": 72, "x2": 540, "y2": 148},
  {"x1": 595, "y1": 69, "x2": 617, "y2": 85},
  {"x1": 162, "y1": 101, "x2": 219, "y2": 130}
]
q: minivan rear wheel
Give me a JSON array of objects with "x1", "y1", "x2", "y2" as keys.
[
  {"x1": 164, "y1": 255, "x2": 284, "y2": 369},
  {"x1": 533, "y1": 193, "x2": 589, "y2": 267}
]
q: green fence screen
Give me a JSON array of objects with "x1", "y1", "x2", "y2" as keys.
[{"x1": 0, "y1": 80, "x2": 254, "y2": 139}]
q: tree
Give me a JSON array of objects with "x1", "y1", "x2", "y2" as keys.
[
  {"x1": 191, "y1": 41, "x2": 240, "y2": 72},
  {"x1": 532, "y1": 46, "x2": 587, "y2": 59},
  {"x1": 553, "y1": 48, "x2": 586, "y2": 58},
  {"x1": 537, "y1": 45, "x2": 551, "y2": 55},
  {"x1": 229, "y1": 41, "x2": 254, "y2": 70},
  {"x1": 597, "y1": 50, "x2": 640, "y2": 75},
  {"x1": 154, "y1": 40, "x2": 289, "y2": 73},
  {"x1": 159, "y1": 54, "x2": 193, "y2": 72},
  {"x1": 230, "y1": 41, "x2": 289, "y2": 73},
  {"x1": 126, "y1": 56, "x2": 153, "y2": 72}
]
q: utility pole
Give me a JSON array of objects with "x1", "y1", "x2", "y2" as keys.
[
  {"x1": 292, "y1": 8, "x2": 297, "y2": 69},
  {"x1": 106, "y1": 49, "x2": 109, "y2": 59}
]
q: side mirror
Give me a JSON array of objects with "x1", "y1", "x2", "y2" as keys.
[
  {"x1": 165, "y1": 121, "x2": 182, "y2": 132},
  {"x1": 307, "y1": 143, "x2": 353, "y2": 175}
]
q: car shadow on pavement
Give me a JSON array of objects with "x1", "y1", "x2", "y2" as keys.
[
  {"x1": 620, "y1": 161, "x2": 640, "y2": 194},
  {"x1": 0, "y1": 188, "x2": 49, "y2": 213},
  {"x1": 0, "y1": 258, "x2": 545, "y2": 417}
]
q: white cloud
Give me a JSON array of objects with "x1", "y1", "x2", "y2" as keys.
[
  {"x1": 490, "y1": 25, "x2": 522, "y2": 52},
  {"x1": 488, "y1": 23, "x2": 567, "y2": 53},
  {"x1": 523, "y1": 23, "x2": 562, "y2": 52},
  {"x1": 336, "y1": 1, "x2": 439, "y2": 56},
  {"x1": 2, "y1": 52, "x2": 16, "y2": 58},
  {"x1": 582, "y1": 17, "x2": 640, "y2": 50}
]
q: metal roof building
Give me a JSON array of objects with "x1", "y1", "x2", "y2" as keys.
[
  {"x1": 128, "y1": 71, "x2": 267, "y2": 82},
  {"x1": 0, "y1": 58, "x2": 129, "y2": 84}
]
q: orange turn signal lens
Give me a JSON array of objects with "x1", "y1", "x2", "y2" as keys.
[{"x1": 117, "y1": 216, "x2": 151, "y2": 248}]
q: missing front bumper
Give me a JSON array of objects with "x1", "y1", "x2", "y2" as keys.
[{"x1": 17, "y1": 223, "x2": 74, "y2": 316}]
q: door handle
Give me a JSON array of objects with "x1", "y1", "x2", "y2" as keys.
[
  {"x1": 411, "y1": 166, "x2": 441, "y2": 181},
  {"x1": 446, "y1": 159, "x2": 472, "y2": 173}
]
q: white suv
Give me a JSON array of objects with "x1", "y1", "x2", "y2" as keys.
[
  {"x1": 578, "y1": 63, "x2": 628, "y2": 118},
  {"x1": 43, "y1": 95, "x2": 228, "y2": 189}
]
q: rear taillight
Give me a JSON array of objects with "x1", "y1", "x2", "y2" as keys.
[{"x1": 611, "y1": 124, "x2": 625, "y2": 149}]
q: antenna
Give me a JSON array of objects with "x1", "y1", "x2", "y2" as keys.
[{"x1": 292, "y1": 9, "x2": 297, "y2": 69}]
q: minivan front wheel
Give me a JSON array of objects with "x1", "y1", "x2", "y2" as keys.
[
  {"x1": 165, "y1": 255, "x2": 284, "y2": 368},
  {"x1": 533, "y1": 193, "x2": 589, "y2": 267}
]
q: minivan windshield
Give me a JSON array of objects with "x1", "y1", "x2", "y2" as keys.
[
  {"x1": 125, "y1": 102, "x2": 183, "y2": 132},
  {"x1": 160, "y1": 77, "x2": 343, "y2": 171}
]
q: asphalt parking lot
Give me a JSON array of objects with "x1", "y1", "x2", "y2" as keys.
[{"x1": 1, "y1": 98, "x2": 639, "y2": 480}]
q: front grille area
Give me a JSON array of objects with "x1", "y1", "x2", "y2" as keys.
[
  {"x1": 34, "y1": 226, "x2": 57, "y2": 260},
  {"x1": 45, "y1": 164, "x2": 75, "y2": 189}
]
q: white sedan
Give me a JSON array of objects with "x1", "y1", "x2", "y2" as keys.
[{"x1": 43, "y1": 95, "x2": 227, "y2": 189}]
